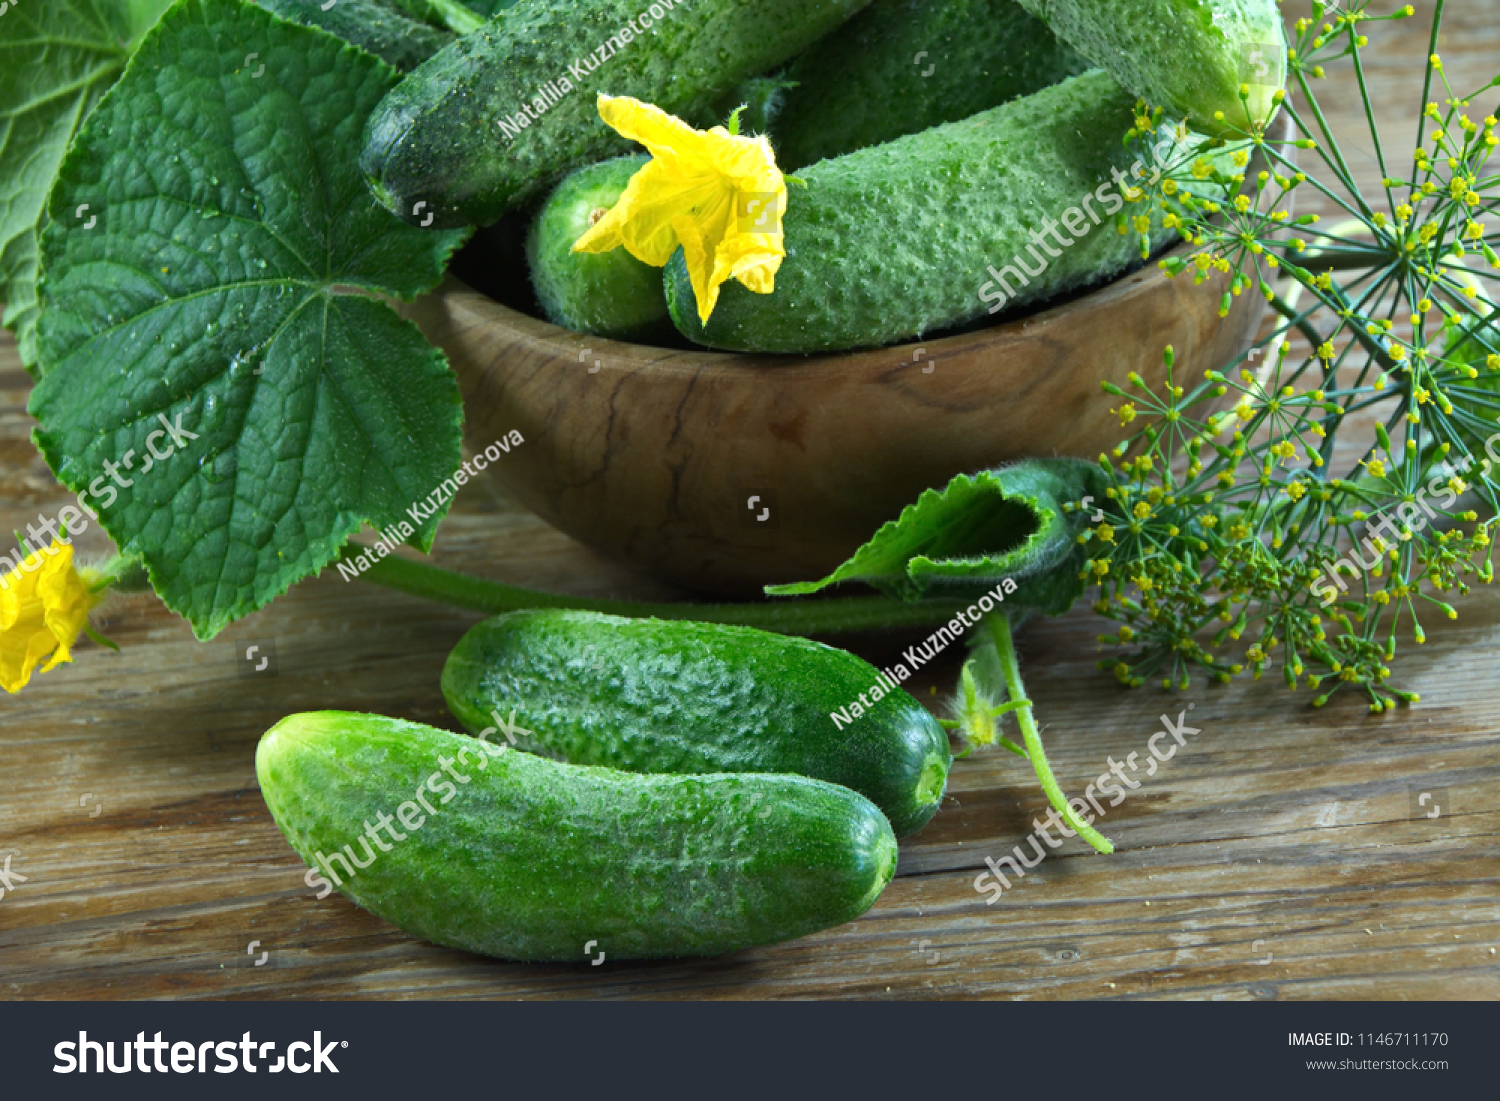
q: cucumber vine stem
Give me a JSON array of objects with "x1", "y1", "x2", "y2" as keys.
[
  {"x1": 362, "y1": 553, "x2": 1115, "y2": 852},
  {"x1": 354, "y1": 551, "x2": 966, "y2": 635},
  {"x1": 981, "y1": 612, "x2": 1114, "y2": 855}
]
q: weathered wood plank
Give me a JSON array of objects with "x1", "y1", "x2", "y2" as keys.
[{"x1": 1, "y1": 0, "x2": 1497, "y2": 1000}]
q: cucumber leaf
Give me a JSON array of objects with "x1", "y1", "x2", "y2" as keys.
[
  {"x1": 767, "y1": 459, "x2": 1103, "y2": 615},
  {"x1": 28, "y1": 0, "x2": 469, "y2": 640},
  {"x1": 0, "y1": 0, "x2": 173, "y2": 368}
]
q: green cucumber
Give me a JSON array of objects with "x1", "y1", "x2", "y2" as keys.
[
  {"x1": 253, "y1": 0, "x2": 453, "y2": 71},
  {"x1": 451, "y1": 0, "x2": 515, "y2": 17},
  {"x1": 526, "y1": 156, "x2": 671, "y2": 342},
  {"x1": 711, "y1": 75, "x2": 797, "y2": 144},
  {"x1": 257, "y1": 711, "x2": 897, "y2": 960},
  {"x1": 1015, "y1": 0, "x2": 1285, "y2": 137},
  {"x1": 361, "y1": 0, "x2": 874, "y2": 229},
  {"x1": 667, "y1": 70, "x2": 1176, "y2": 354},
  {"x1": 441, "y1": 609, "x2": 951, "y2": 837},
  {"x1": 759, "y1": 0, "x2": 1091, "y2": 171},
  {"x1": 390, "y1": 0, "x2": 484, "y2": 35}
]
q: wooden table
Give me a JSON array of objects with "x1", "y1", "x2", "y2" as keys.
[{"x1": 1, "y1": 1, "x2": 1496, "y2": 1000}]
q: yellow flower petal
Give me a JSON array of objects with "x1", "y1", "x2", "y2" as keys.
[
  {"x1": 571, "y1": 94, "x2": 787, "y2": 325},
  {"x1": 734, "y1": 256, "x2": 780, "y2": 295},
  {"x1": 672, "y1": 213, "x2": 719, "y2": 324},
  {"x1": 0, "y1": 539, "x2": 99, "y2": 694},
  {"x1": 577, "y1": 163, "x2": 729, "y2": 268},
  {"x1": 715, "y1": 234, "x2": 782, "y2": 294}
]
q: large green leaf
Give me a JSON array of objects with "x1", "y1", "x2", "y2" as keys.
[
  {"x1": 29, "y1": 0, "x2": 469, "y2": 639},
  {"x1": 767, "y1": 459, "x2": 1103, "y2": 615},
  {"x1": 0, "y1": 0, "x2": 172, "y2": 367}
]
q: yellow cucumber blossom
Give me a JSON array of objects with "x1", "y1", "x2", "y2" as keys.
[
  {"x1": 572, "y1": 94, "x2": 786, "y2": 324},
  {"x1": 939, "y1": 659, "x2": 1029, "y2": 759},
  {"x1": 0, "y1": 539, "x2": 106, "y2": 694}
]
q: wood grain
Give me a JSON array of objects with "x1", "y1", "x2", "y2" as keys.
[
  {"x1": 407, "y1": 250, "x2": 1262, "y2": 596},
  {"x1": 0, "y1": 0, "x2": 1496, "y2": 1001}
]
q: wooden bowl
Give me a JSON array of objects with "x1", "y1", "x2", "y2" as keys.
[
  {"x1": 405, "y1": 257, "x2": 1260, "y2": 596},
  {"x1": 405, "y1": 120, "x2": 1291, "y2": 596}
]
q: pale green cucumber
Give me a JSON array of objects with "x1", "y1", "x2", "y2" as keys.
[
  {"x1": 1015, "y1": 0, "x2": 1286, "y2": 137},
  {"x1": 257, "y1": 711, "x2": 897, "y2": 960},
  {"x1": 667, "y1": 70, "x2": 1179, "y2": 354},
  {"x1": 526, "y1": 156, "x2": 671, "y2": 342}
]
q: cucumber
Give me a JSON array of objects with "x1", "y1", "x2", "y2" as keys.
[
  {"x1": 256, "y1": 711, "x2": 897, "y2": 960},
  {"x1": 440, "y1": 0, "x2": 515, "y2": 22},
  {"x1": 711, "y1": 75, "x2": 797, "y2": 145},
  {"x1": 1015, "y1": 0, "x2": 1285, "y2": 137},
  {"x1": 253, "y1": 0, "x2": 453, "y2": 71},
  {"x1": 526, "y1": 156, "x2": 671, "y2": 342},
  {"x1": 666, "y1": 70, "x2": 1176, "y2": 354},
  {"x1": 760, "y1": 0, "x2": 1091, "y2": 171},
  {"x1": 361, "y1": 0, "x2": 874, "y2": 229},
  {"x1": 390, "y1": 0, "x2": 484, "y2": 35},
  {"x1": 441, "y1": 609, "x2": 951, "y2": 837}
]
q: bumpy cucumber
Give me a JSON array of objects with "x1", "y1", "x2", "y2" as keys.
[
  {"x1": 667, "y1": 70, "x2": 1175, "y2": 354},
  {"x1": 441, "y1": 609, "x2": 951, "y2": 837},
  {"x1": 254, "y1": 0, "x2": 453, "y2": 70},
  {"x1": 1015, "y1": 0, "x2": 1285, "y2": 137},
  {"x1": 257, "y1": 711, "x2": 897, "y2": 960},
  {"x1": 761, "y1": 0, "x2": 1090, "y2": 171},
  {"x1": 361, "y1": 0, "x2": 873, "y2": 228},
  {"x1": 445, "y1": 0, "x2": 516, "y2": 20},
  {"x1": 527, "y1": 156, "x2": 671, "y2": 342}
]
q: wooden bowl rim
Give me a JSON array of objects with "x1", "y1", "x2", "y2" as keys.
[{"x1": 441, "y1": 246, "x2": 1192, "y2": 379}]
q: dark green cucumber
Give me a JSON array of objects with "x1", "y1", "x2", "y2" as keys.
[
  {"x1": 761, "y1": 0, "x2": 1091, "y2": 171},
  {"x1": 442, "y1": 609, "x2": 951, "y2": 837},
  {"x1": 666, "y1": 70, "x2": 1177, "y2": 354},
  {"x1": 710, "y1": 75, "x2": 797, "y2": 145},
  {"x1": 1015, "y1": 0, "x2": 1285, "y2": 137},
  {"x1": 361, "y1": 0, "x2": 873, "y2": 228},
  {"x1": 436, "y1": 0, "x2": 514, "y2": 23},
  {"x1": 253, "y1": 0, "x2": 453, "y2": 71},
  {"x1": 257, "y1": 711, "x2": 897, "y2": 960},
  {"x1": 526, "y1": 156, "x2": 671, "y2": 342}
]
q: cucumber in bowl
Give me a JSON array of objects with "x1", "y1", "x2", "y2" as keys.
[
  {"x1": 527, "y1": 155, "x2": 674, "y2": 342},
  {"x1": 361, "y1": 0, "x2": 874, "y2": 228},
  {"x1": 252, "y1": 0, "x2": 455, "y2": 71},
  {"x1": 666, "y1": 69, "x2": 1180, "y2": 354},
  {"x1": 752, "y1": 0, "x2": 1092, "y2": 171},
  {"x1": 1015, "y1": 0, "x2": 1286, "y2": 137}
]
